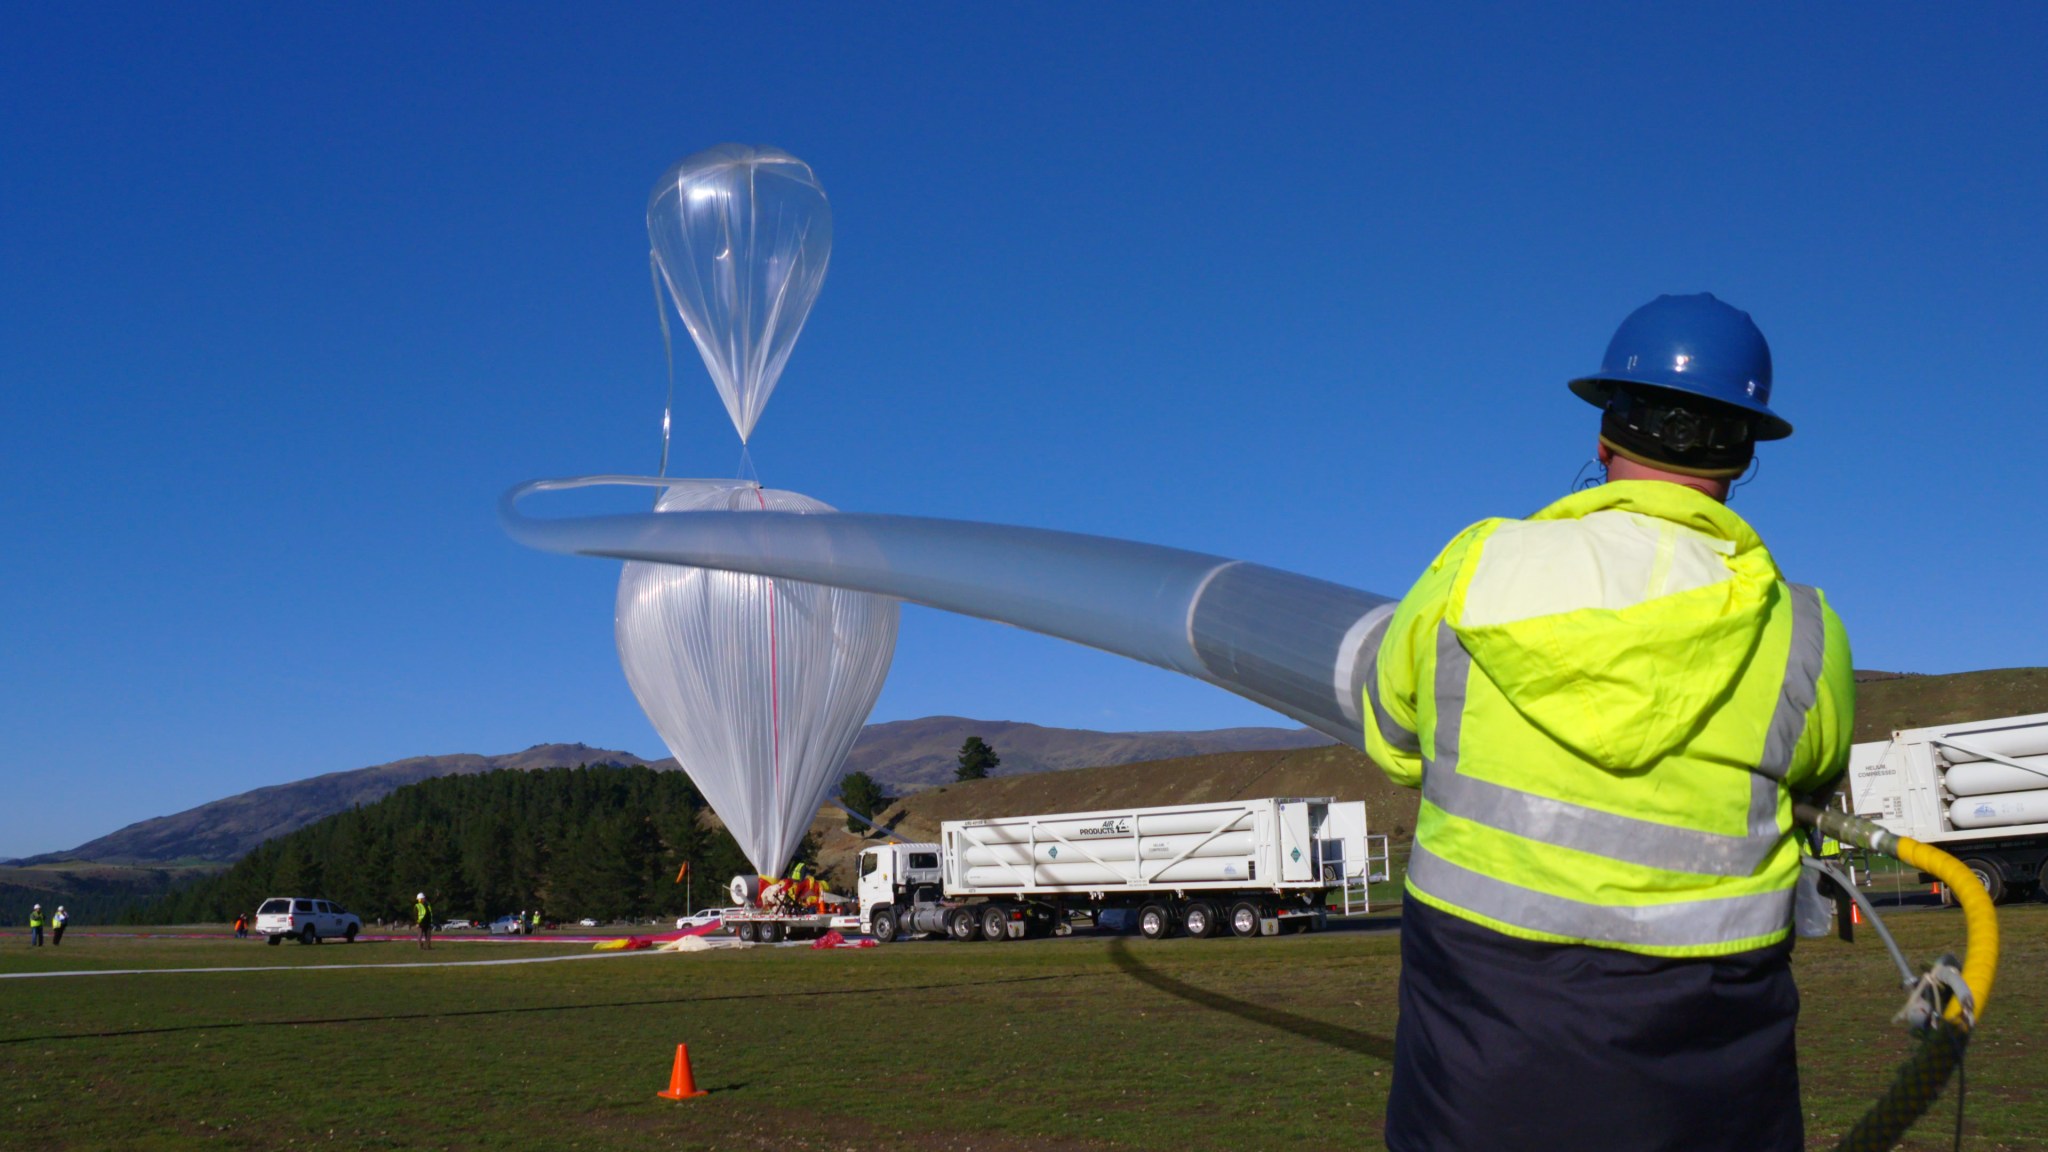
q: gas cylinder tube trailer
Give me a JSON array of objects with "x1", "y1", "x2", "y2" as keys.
[
  {"x1": 853, "y1": 797, "x2": 1378, "y2": 943},
  {"x1": 1848, "y1": 710, "x2": 2048, "y2": 905}
]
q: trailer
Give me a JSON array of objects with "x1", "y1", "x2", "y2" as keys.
[
  {"x1": 719, "y1": 873, "x2": 864, "y2": 943},
  {"x1": 721, "y1": 906, "x2": 864, "y2": 943},
  {"x1": 1846, "y1": 710, "x2": 2048, "y2": 904},
  {"x1": 853, "y1": 796, "x2": 1383, "y2": 942}
]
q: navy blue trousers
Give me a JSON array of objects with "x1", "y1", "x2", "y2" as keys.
[{"x1": 1386, "y1": 900, "x2": 1802, "y2": 1152}]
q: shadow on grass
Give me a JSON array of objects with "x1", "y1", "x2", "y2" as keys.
[
  {"x1": 0, "y1": 972, "x2": 1100, "y2": 1046},
  {"x1": 1107, "y1": 938, "x2": 1396, "y2": 1062}
]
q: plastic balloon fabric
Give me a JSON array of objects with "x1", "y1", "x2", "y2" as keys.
[
  {"x1": 615, "y1": 480, "x2": 897, "y2": 876},
  {"x1": 648, "y1": 145, "x2": 832, "y2": 444},
  {"x1": 512, "y1": 477, "x2": 1391, "y2": 750}
]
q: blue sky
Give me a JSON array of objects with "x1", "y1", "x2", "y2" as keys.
[{"x1": 5, "y1": 6, "x2": 2044, "y2": 857}]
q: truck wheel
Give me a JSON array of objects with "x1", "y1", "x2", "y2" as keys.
[
  {"x1": 1960, "y1": 858, "x2": 2007, "y2": 905},
  {"x1": 945, "y1": 907, "x2": 982, "y2": 942},
  {"x1": 1182, "y1": 901, "x2": 1218, "y2": 939},
  {"x1": 979, "y1": 905, "x2": 1010, "y2": 941},
  {"x1": 344, "y1": 924, "x2": 358, "y2": 943},
  {"x1": 1228, "y1": 901, "x2": 1263, "y2": 938},
  {"x1": 1138, "y1": 903, "x2": 1174, "y2": 940},
  {"x1": 870, "y1": 907, "x2": 900, "y2": 943},
  {"x1": 300, "y1": 924, "x2": 318, "y2": 945},
  {"x1": 267, "y1": 934, "x2": 282, "y2": 946},
  {"x1": 761, "y1": 921, "x2": 787, "y2": 944}
]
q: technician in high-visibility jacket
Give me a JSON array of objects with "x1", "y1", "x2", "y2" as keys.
[
  {"x1": 27, "y1": 903, "x2": 43, "y2": 947},
  {"x1": 1362, "y1": 294, "x2": 1853, "y2": 1152}
]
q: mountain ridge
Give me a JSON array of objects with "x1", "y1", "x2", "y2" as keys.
[
  {"x1": 20, "y1": 721, "x2": 1331, "y2": 866},
  {"x1": 22, "y1": 666, "x2": 2047, "y2": 870}
]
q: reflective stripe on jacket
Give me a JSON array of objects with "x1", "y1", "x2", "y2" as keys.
[{"x1": 1362, "y1": 481, "x2": 1853, "y2": 958}]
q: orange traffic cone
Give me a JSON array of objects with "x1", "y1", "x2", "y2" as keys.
[{"x1": 658, "y1": 1044, "x2": 709, "y2": 1100}]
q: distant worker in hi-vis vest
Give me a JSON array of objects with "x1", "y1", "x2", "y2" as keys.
[
  {"x1": 1361, "y1": 294, "x2": 1853, "y2": 1151},
  {"x1": 415, "y1": 893, "x2": 433, "y2": 951},
  {"x1": 27, "y1": 903, "x2": 43, "y2": 947}
]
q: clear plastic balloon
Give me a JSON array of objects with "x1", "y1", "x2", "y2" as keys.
[
  {"x1": 615, "y1": 480, "x2": 898, "y2": 876},
  {"x1": 510, "y1": 477, "x2": 1393, "y2": 749},
  {"x1": 648, "y1": 145, "x2": 833, "y2": 444}
]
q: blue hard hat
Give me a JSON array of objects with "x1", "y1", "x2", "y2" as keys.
[{"x1": 1569, "y1": 293, "x2": 1792, "y2": 441}]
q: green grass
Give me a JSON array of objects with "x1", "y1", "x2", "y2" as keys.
[{"x1": 1, "y1": 909, "x2": 2041, "y2": 1151}]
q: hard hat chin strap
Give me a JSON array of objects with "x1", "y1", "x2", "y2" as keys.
[
  {"x1": 1599, "y1": 436, "x2": 1751, "y2": 481},
  {"x1": 1600, "y1": 387, "x2": 1757, "y2": 479}
]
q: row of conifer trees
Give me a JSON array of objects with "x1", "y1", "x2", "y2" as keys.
[{"x1": 122, "y1": 765, "x2": 810, "y2": 925}]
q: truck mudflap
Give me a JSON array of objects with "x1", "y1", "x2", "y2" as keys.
[{"x1": 1270, "y1": 905, "x2": 1327, "y2": 935}]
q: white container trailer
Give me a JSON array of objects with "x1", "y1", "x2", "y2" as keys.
[
  {"x1": 855, "y1": 796, "x2": 1375, "y2": 943},
  {"x1": 1846, "y1": 710, "x2": 2048, "y2": 904}
]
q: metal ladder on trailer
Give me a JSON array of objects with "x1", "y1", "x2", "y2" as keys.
[{"x1": 1316, "y1": 832, "x2": 1392, "y2": 916}]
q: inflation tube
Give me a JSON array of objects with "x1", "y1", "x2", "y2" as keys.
[{"x1": 501, "y1": 476, "x2": 1395, "y2": 748}]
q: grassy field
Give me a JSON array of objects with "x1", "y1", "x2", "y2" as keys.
[{"x1": 1, "y1": 908, "x2": 2040, "y2": 1151}]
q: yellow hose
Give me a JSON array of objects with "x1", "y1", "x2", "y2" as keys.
[
  {"x1": 1797, "y1": 805, "x2": 1998, "y2": 1031},
  {"x1": 1893, "y1": 836, "x2": 1999, "y2": 1026},
  {"x1": 1794, "y1": 808, "x2": 2001, "y2": 1150}
]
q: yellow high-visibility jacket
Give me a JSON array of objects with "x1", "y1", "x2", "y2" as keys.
[{"x1": 1362, "y1": 481, "x2": 1853, "y2": 957}]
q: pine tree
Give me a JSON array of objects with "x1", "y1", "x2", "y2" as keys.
[
  {"x1": 956, "y1": 736, "x2": 1000, "y2": 781},
  {"x1": 838, "y1": 771, "x2": 891, "y2": 833}
]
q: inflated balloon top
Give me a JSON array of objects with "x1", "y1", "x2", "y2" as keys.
[{"x1": 648, "y1": 144, "x2": 833, "y2": 444}]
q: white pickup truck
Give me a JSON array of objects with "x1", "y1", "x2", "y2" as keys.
[{"x1": 253, "y1": 896, "x2": 363, "y2": 945}]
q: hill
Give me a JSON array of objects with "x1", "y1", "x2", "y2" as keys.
[
  {"x1": 0, "y1": 859, "x2": 227, "y2": 924},
  {"x1": 29, "y1": 744, "x2": 657, "y2": 867},
  {"x1": 27, "y1": 722, "x2": 1328, "y2": 868},
  {"x1": 1851, "y1": 667, "x2": 2048, "y2": 741},
  {"x1": 879, "y1": 743, "x2": 1409, "y2": 839},
  {"x1": 843, "y1": 716, "x2": 1332, "y2": 792},
  {"x1": 26, "y1": 667, "x2": 2043, "y2": 876}
]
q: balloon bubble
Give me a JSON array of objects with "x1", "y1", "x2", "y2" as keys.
[{"x1": 648, "y1": 145, "x2": 833, "y2": 444}]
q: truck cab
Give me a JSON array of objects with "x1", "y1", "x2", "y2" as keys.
[{"x1": 857, "y1": 842, "x2": 942, "y2": 931}]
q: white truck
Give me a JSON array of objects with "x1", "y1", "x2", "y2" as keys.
[
  {"x1": 853, "y1": 796, "x2": 1380, "y2": 942},
  {"x1": 1846, "y1": 709, "x2": 2048, "y2": 904},
  {"x1": 252, "y1": 896, "x2": 362, "y2": 945}
]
